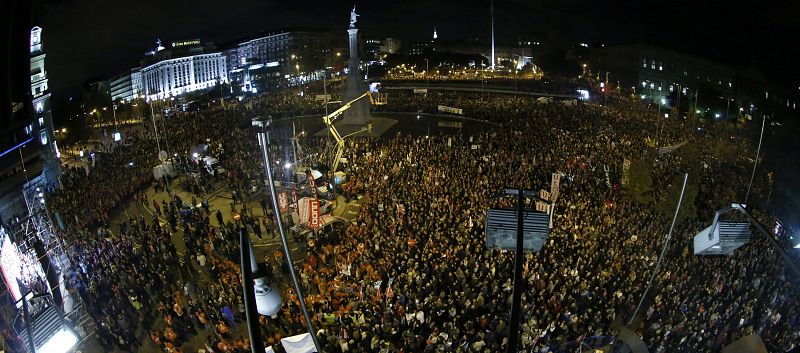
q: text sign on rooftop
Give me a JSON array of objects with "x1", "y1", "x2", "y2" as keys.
[{"x1": 171, "y1": 39, "x2": 201, "y2": 48}]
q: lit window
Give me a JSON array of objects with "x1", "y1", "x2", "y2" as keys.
[
  {"x1": 650, "y1": 82, "x2": 655, "y2": 89},
  {"x1": 38, "y1": 117, "x2": 44, "y2": 126},
  {"x1": 669, "y1": 85, "x2": 674, "y2": 92},
  {"x1": 642, "y1": 59, "x2": 647, "y2": 68},
  {"x1": 642, "y1": 81, "x2": 647, "y2": 88},
  {"x1": 651, "y1": 59, "x2": 656, "y2": 69},
  {"x1": 659, "y1": 61, "x2": 663, "y2": 71},
  {"x1": 40, "y1": 129, "x2": 48, "y2": 145}
]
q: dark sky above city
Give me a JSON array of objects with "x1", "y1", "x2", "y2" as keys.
[{"x1": 35, "y1": 0, "x2": 800, "y2": 99}]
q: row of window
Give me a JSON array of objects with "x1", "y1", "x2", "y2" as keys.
[
  {"x1": 641, "y1": 57, "x2": 734, "y2": 89},
  {"x1": 143, "y1": 57, "x2": 225, "y2": 95}
]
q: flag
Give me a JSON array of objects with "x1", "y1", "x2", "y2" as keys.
[
  {"x1": 278, "y1": 192, "x2": 289, "y2": 212},
  {"x1": 550, "y1": 172, "x2": 560, "y2": 201},
  {"x1": 621, "y1": 158, "x2": 631, "y2": 186},
  {"x1": 308, "y1": 199, "x2": 320, "y2": 229},
  {"x1": 538, "y1": 189, "x2": 551, "y2": 201},
  {"x1": 535, "y1": 200, "x2": 549, "y2": 213}
]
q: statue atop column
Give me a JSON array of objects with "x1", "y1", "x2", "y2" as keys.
[{"x1": 349, "y1": 6, "x2": 359, "y2": 28}]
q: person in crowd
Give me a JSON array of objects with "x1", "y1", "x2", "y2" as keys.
[{"x1": 46, "y1": 84, "x2": 798, "y2": 353}]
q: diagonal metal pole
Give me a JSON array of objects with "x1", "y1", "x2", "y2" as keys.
[
  {"x1": 629, "y1": 172, "x2": 688, "y2": 326},
  {"x1": 258, "y1": 127, "x2": 322, "y2": 352},
  {"x1": 745, "y1": 113, "x2": 766, "y2": 204}
]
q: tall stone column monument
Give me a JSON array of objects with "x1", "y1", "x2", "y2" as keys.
[{"x1": 341, "y1": 6, "x2": 370, "y2": 125}]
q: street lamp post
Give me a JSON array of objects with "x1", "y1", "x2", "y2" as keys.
[
  {"x1": 150, "y1": 100, "x2": 162, "y2": 154},
  {"x1": 629, "y1": 169, "x2": 688, "y2": 326},
  {"x1": 745, "y1": 113, "x2": 767, "y2": 204},
  {"x1": 425, "y1": 59, "x2": 429, "y2": 89},
  {"x1": 254, "y1": 119, "x2": 322, "y2": 352}
]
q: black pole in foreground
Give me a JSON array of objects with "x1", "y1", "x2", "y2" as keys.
[
  {"x1": 506, "y1": 188, "x2": 524, "y2": 353},
  {"x1": 21, "y1": 294, "x2": 36, "y2": 353},
  {"x1": 240, "y1": 228, "x2": 266, "y2": 353},
  {"x1": 256, "y1": 121, "x2": 322, "y2": 352}
]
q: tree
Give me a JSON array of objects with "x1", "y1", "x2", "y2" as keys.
[
  {"x1": 623, "y1": 149, "x2": 657, "y2": 204},
  {"x1": 656, "y1": 171, "x2": 699, "y2": 223}
]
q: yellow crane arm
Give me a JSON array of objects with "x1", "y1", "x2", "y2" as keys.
[{"x1": 322, "y1": 90, "x2": 383, "y2": 173}]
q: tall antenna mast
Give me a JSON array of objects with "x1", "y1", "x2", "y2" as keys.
[{"x1": 490, "y1": 0, "x2": 495, "y2": 69}]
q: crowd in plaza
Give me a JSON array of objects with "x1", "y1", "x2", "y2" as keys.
[{"x1": 38, "y1": 84, "x2": 799, "y2": 353}]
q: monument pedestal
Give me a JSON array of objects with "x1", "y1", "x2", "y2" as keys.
[{"x1": 341, "y1": 27, "x2": 370, "y2": 125}]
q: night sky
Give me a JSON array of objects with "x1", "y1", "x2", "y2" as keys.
[
  {"x1": 36, "y1": 0, "x2": 800, "y2": 98},
  {"x1": 32, "y1": 0, "x2": 800, "y2": 230}
]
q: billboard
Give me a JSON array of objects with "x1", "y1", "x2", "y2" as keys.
[
  {"x1": 0, "y1": 231, "x2": 45, "y2": 302},
  {"x1": 0, "y1": 234, "x2": 24, "y2": 301},
  {"x1": 485, "y1": 209, "x2": 549, "y2": 252}
]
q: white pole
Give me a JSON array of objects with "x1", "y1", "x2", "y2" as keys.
[
  {"x1": 292, "y1": 121, "x2": 298, "y2": 167},
  {"x1": 490, "y1": 0, "x2": 495, "y2": 69},
  {"x1": 745, "y1": 113, "x2": 766, "y2": 204},
  {"x1": 150, "y1": 101, "x2": 161, "y2": 154},
  {"x1": 629, "y1": 172, "x2": 688, "y2": 326}
]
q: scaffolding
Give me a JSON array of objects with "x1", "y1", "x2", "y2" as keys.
[{"x1": 0, "y1": 177, "x2": 92, "y2": 352}]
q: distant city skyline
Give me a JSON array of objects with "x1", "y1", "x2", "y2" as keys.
[{"x1": 34, "y1": 0, "x2": 800, "y2": 100}]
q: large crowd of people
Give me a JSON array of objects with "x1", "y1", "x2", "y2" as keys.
[{"x1": 32, "y1": 83, "x2": 799, "y2": 353}]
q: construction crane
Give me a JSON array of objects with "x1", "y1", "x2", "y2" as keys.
[{"x1": 322, "y1": 87, "x2": 387, "y2": 176}]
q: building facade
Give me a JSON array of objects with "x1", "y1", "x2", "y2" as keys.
[
  {"x1": 379, "y1": 38, "x2": 401, "y2": 56},
  {"x1": 587, "y1": 43, "x2": 800, "y2": 114},
  {"x1": 223, "y1": 29, "x2": 343, "y2": 94},
  {"x1": 28, "y1": 26, "x2": 59, "y2": 186},
  {"x1": 140, "y1": 52, "x2": 227, "y2": 101},
  {"x1": 109, "y1": 69, "x2": 142, "y2": 103},
  {"x1": 1, "y1": 26, "x2": 60, "y2": 220}
]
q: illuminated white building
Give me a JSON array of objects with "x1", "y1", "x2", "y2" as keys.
[
  {"x1": 109, "y1": 68, "x2": 142, "y2": 103},
  {"x1": 140, "y1": 40, "x2": 228, "y2": 101},
  {"x1": 29, "y1": 26, "x2": 60, "y2": 184}
]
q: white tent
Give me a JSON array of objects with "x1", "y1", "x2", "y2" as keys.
[
  {"x1": 152, "y1": 163, "x2": 176, "y2": 180},
  {"x1": 281, "y1": 333, "x2": 316, "y2": 353}
]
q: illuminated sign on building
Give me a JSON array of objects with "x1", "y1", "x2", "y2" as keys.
[{"x1": 171, "y1": 39, "x2": 201, "y2": 48}]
